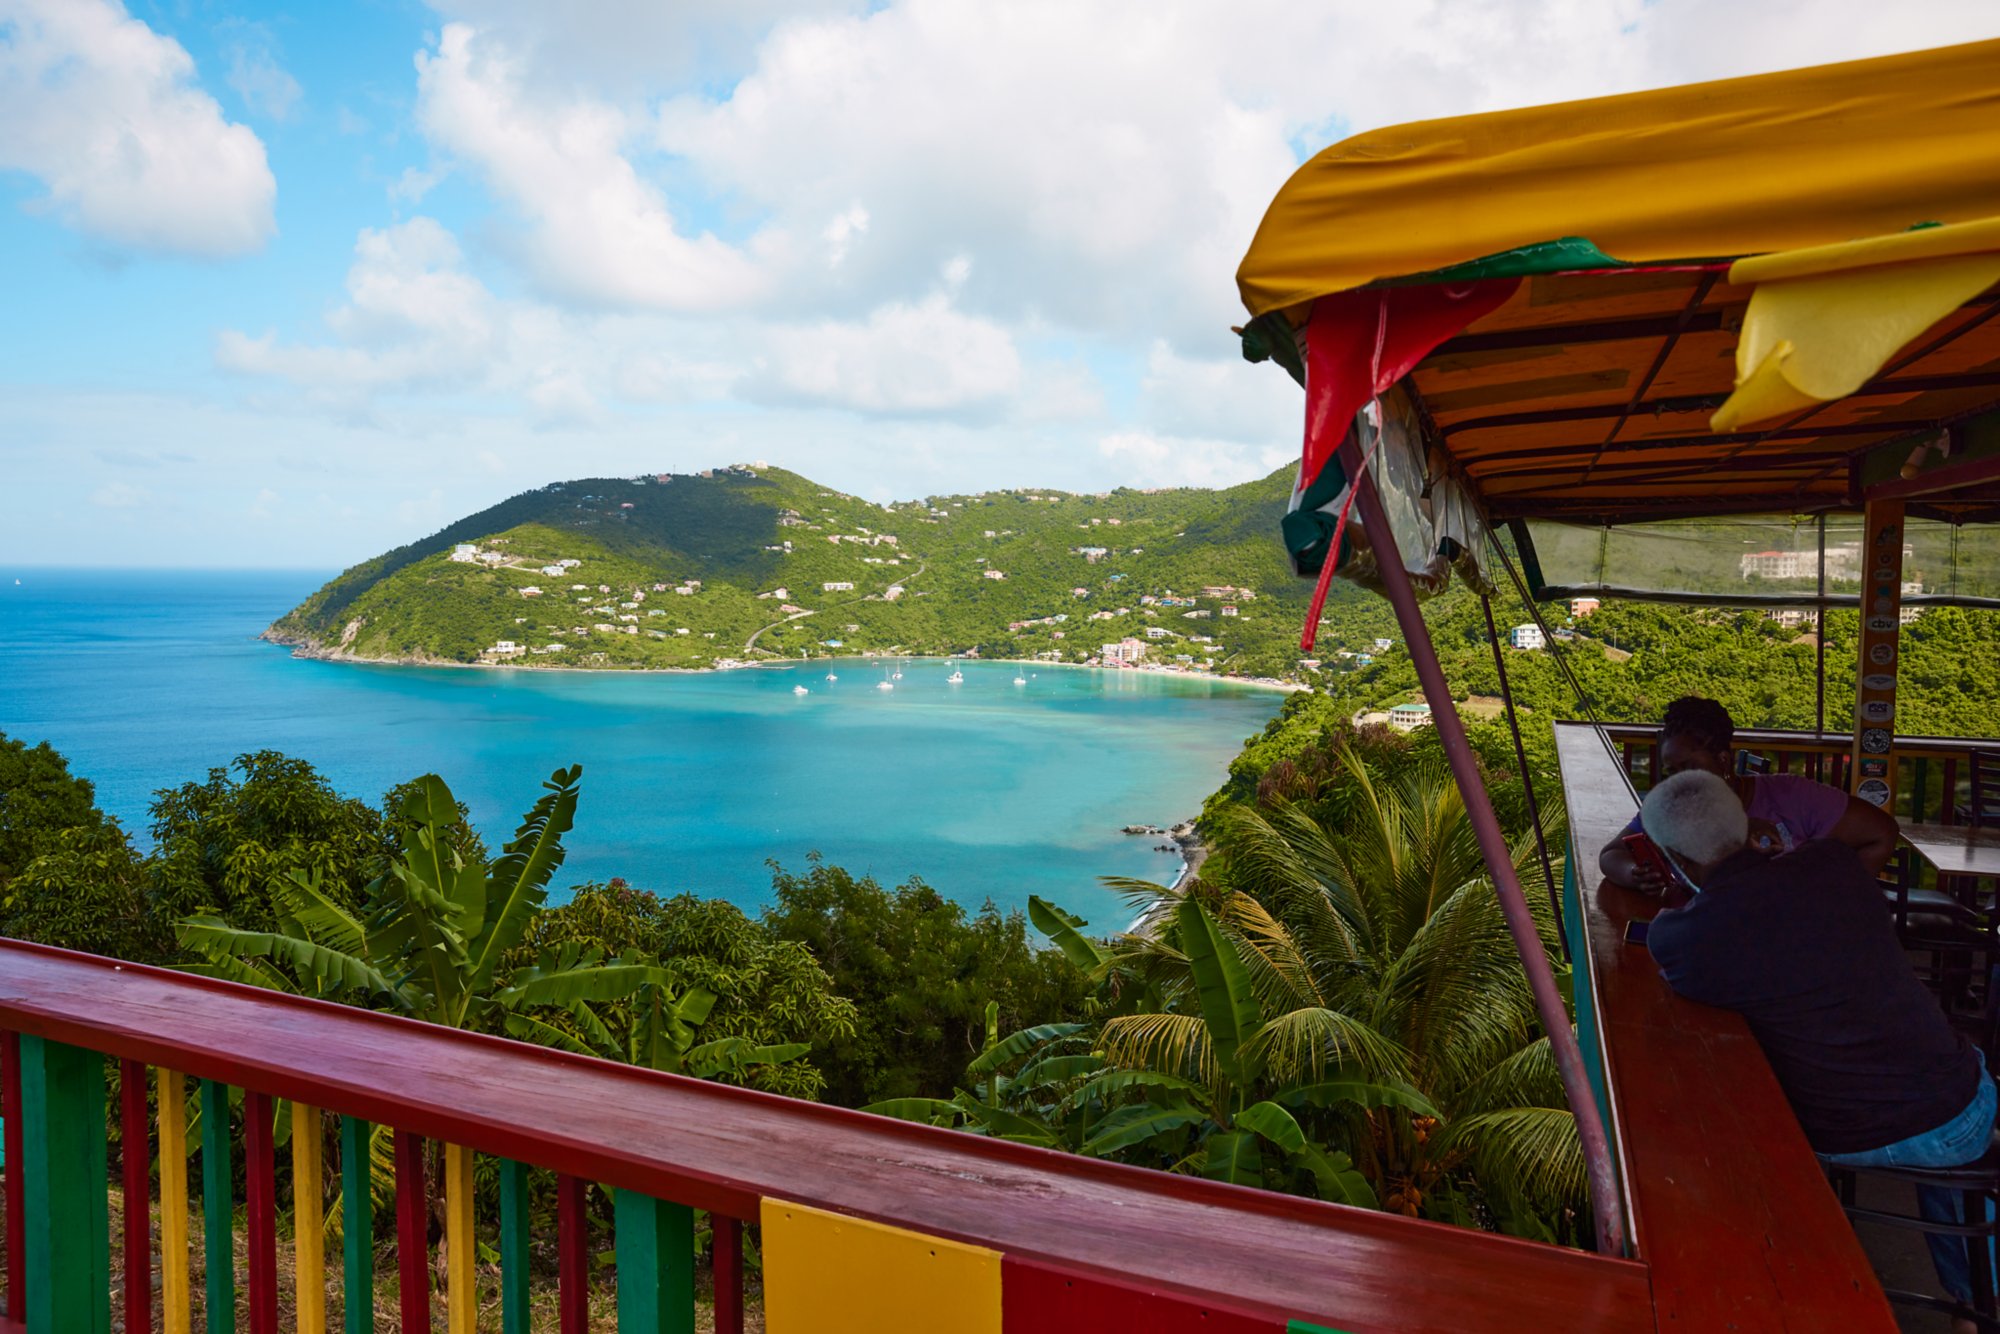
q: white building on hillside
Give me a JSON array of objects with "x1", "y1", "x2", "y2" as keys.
[{"x1": 1511, "y1": 623, "x2": 1546, "y2": 650}]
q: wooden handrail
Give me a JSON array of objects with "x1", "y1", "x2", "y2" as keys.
[{"x1": 0, "y1": 938, "x2": 1653, "y2": 1332}]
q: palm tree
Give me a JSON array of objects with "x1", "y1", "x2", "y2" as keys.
[
  {"x1": 1160, "y1": 752, "x2": 1592, "y2": 1240},
  {"x1": 1089, "y1": 746, "x2": 1585, "y2": 1239}
]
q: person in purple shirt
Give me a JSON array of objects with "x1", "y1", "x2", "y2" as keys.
[
  {"x1": 1641, "y1": 770, "x2": 1992, "y2": 1327},
  {"x1": 1600, "y1": 696, "x2": 1901, "y2": 895}
]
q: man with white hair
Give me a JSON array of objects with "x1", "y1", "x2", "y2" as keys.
[{"x1": 1641, "y1": 769, "x2": 1993, "y2": 1321}]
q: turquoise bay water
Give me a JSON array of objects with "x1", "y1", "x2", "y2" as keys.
[{"x1": 0, "y1": 570, "x2": 1283, "y2": 919}]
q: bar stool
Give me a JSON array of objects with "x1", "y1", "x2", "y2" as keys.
[{"x1": 1827, "y1": 1134, "x2": 2000, "y2": 1332}]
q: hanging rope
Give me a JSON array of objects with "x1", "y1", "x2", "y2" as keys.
[
  {"x1": 1486, "y1": 529, "x2": 1645, "y2": 809},
  {"x1": 1479, "y1": 593, "x2": 1568, "y2": 959}
]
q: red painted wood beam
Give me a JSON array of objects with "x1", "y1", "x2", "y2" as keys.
[
  {"x1": 2, "y1": 1032, "x2": 23, "y2": 1324},
  {"x1": 556, "y1": 1175, "x2": 587, "y2": 1334},
  {"x1": 711, "y1": 1214, "x2": 744, "y2": 1334},
  {"x1": 244, "y1": 1090, "x2": 278, "y2": 1334},
  {"x1": 120, "y1": 1059, "x2": 152, "y2": 1334},
  {"x1": 395, "y1": 1131, "x2": 432, "y2": 1334}
]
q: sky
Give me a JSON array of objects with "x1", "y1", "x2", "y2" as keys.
[{"x1": 3, "y1": 1, "x2": 1998, "y2": 568}]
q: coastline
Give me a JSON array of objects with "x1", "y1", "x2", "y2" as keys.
[{"x1": 264, "y1": 630, "x2": 1306, "y2": 693}]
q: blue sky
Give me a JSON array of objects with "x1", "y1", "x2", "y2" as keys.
[{"x1": 4, "y1": 0, "x2": 1997, "y2": 568}]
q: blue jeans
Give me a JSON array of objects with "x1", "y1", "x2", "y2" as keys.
[{"x1": 1823, "y1": 1056, "x2": 1998, "y2": 1306}]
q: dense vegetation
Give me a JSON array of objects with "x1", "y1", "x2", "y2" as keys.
[{"x1": 269, "y1": 462, "x2": 1393, "y2": 681}]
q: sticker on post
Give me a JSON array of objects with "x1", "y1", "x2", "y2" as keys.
[
  {"x1": 1863, "y1": 673, "x2": 1896, "y2": 691},
  {"x1": 1860, "y1": 758, "x2": 1889, "y2": 778},
  {"x1": 1870, "y1": 644, "x2": 1895, "y2": 665},
  {"x1": 1861, "y1": 699, "x2": 1895, "y2": 723},
  {"x1": 1856, "y1": 778, "x2": 1892, "y2": 807},
  {"x1": 1867, "y1": 615, "x2": 1897, "y2": 633},
  {"x1": 1861, "y1": 728, "x2": 1892, "y2": 754}
]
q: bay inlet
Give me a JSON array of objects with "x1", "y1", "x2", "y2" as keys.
[{"x1": 0, "y1": 569, "x2": 1283, "y2": 919}]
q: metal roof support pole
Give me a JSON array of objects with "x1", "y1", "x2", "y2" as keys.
[{"x1": 1338, "y1": 435, "x2": 1627, "y2": 1256}]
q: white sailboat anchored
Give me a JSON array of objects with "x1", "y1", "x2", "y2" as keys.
[
  {"x1": 793, "y1": 684, "x2": 810, "y2": 695},
  {"x1": 947, "y1": 669, "x2": 964, "y2": 684}
]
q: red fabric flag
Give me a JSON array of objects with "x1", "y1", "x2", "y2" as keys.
[{"x1": 1300, "y1": 278, "x2": 1519, "y2": 488}]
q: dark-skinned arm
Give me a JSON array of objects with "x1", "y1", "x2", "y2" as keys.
[
  {"x1": 1599, "y1": 831, "x2": 1665, "y2": 894},
  {"x1": 1829, "y1": 795, "x2": 1901, "y2": 875}
]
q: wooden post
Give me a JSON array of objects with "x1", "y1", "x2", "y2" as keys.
[
  {"x1": 712, "y1": 1215, "x2": 745, "y2": 1334},
  {"x1": 557, "y1": 1175, "x2": 589, "y2": 1334},
  {"x1": 394, "y1": 1131, "x2": 431, "y2": 1334},
  {"x1": 1849, "y1": 499, "x2": 1906, "y2": 810},
  {"x1": 4, "y1": 1030, "x2": 27, "y2": 1324},
  {"x1": 339, "y1": 1118, "x2": 374, "y2": 1334},
  {"x1": 20, "y1": 1035, "x2": 110, "y2": 1334},
  {"x1": 200, "y1": 1079, "x2": 236, "y2": 1334},
  {"x1": 120, "y1": 1059, "x2": 153, "y2": 1334},
  {"x1": 244, "y1": 1092, "x2": 278, "y2": 1334},
  {"x1": 498, "y1": 1160, "x2": 530, "y2": 1334},
  {"x1": 443, "y1": 1144, "x2": 476, "y2": 1334},
  {"x1": 613, "y1": 1190, "x2": 695, "y2": 1334},
  {"x1": 159, "y1": 1069, "x2": 193, "y2": 1334},
  {"x1": 292, "y1": 1103, "x2": 326, "y2": 1334}
]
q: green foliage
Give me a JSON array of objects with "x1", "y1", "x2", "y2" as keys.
[
  {"x1": 0, "y1": 731, "x2": 112, "y2": 888},
  {"x1": 522, "y1": 883, "x2": 859, "y2": 1100},
  {"x1": 761, "y1": 855, "x2": 1096, "y2": 1106},
  {"x1": 148, "y1": 751, "x2": 392, "y2": 931}
]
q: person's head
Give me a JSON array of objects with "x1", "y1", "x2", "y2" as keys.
[
  {"x1": 1640, "y1": 770, "x2": 1749, "y2": 885},
  {"x1": 1659, "y1": 696, "x2": 1736, "y2": 779}
]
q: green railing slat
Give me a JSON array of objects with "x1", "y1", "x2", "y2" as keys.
[
  {"x1": 200, "y1": 1080, "x2": 236, "y2": 1334},
  {"x1": 21, "y1": 1035, "x2": 109, "y2": 1334},
  {"x1": 498, "y1": 1159, "x2": 530, "y2": 1334},
  {"x1": 341, "y1": 1117, "x2": 375, "y2": 1334},
  {"x1": 613, "y1": 1189, "x2": 695, "y2": 1334}
]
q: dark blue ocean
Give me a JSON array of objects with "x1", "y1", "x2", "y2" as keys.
[{"x1": 0, "y1": 570, "x2": 1283, "y2": 919}]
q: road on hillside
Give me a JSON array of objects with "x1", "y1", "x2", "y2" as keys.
[{"x1": 743, "y1": 561, "x2": 929, "y2": 655}]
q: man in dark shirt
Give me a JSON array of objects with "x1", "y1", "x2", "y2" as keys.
[{"x1": 1641, "y1": 770, "x2": 1994, "y2": 1314}]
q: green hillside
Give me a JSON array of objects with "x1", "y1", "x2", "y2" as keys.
[{"x1": 270, "y1": 463, "x2": 1394, "y2": 680}]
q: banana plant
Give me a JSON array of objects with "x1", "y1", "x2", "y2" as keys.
[{"x1": 178, "y1": 768, "x2": 713, "y2": 1048}]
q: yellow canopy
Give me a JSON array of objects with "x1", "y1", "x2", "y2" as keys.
[{"x1": 1237, "y1": 39, "x2": 2000, "y2": 320}]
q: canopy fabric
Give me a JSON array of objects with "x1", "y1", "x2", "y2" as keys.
[
  {"x1": 1236, "y1": 39, "x2": 2000, "y2": 321},
  {"x1": 1236, "y1": 40, "x2": 2000, "y2": 534}
]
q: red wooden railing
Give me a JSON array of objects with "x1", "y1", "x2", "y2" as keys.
[{"x1": 0, "y1": 939, "x2": 1654, "y2": 1334}]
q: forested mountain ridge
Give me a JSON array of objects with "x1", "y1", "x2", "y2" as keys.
[{"x1": 269, "y1": 463, "x2": 1396, "y2": 679}]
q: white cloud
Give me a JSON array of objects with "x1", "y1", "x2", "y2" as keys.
[
  {"x1": 221, "y1": 22, "x2": 302, "y2": 123},
  {"x1": 752, "y1": 292, "x2": 1022, "y2": 414},
  {"x1": 413, "y1": 23, "x2": 771, "y2": 312},
  {"x1": 1098, "y1": 430, "x2": 1292, "y2": 491},
  {"x1": 218, "y1": 218, "x2": 501, "y2": 394},
  {"x1": 0, "y1": 0, "x2": 276, "y2": 256},
  {"x1": 89, "y1": 480, "x2": 150, "y2": 509}
]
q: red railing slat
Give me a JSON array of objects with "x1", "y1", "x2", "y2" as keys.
[
  {"x1": 557, "y1": 1174, "x2": 588, "y2": 1334},
  {"x1": 3, "y1": 1031, "x2": 25, "y2": 1323},
  {"x1": 396, "y1": 1130, "x2": 432, "y2": 1334},
  {"x1": 120, "y1": 1059, "x2": 152, "y2": 1334},
  {"x1": 245, "y1": 1090, "x2": 278, "y2": 1334},
  {"x1": 713, "y1": 1214, "x2": 744, "y2": 1334}
]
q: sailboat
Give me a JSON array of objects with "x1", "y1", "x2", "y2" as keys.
[
  {"x1": 947, "y1": 669, "x2": 964, "y2": 684},
  {"x1": 825, "y1": 671, "x2": 837, "y2": 682},
  {"x1": 1013, "y1": 675, "x2": 1026, "y2": 686},
  {"x1": 877, "y1": 679, "x2": 895, "y2": 691},
  {"x1": 793, "y1": 684, "x2": 810, "y2": 695}
]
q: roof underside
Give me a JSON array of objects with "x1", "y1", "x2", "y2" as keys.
[
  {"x1": 1235, "y1": 37, "x2": 2000, "y2": 527},
  {"x1": 1413, "y1": 269, "x2": 2000, "y2": 525}
]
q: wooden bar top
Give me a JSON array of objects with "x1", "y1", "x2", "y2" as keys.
[
  {"x1": 0, "y1": 938, "x2": 1651, "y2": 1334},
  {"x1": 1555, "y1": 723, "x2": 1897, "y2": 1331}
]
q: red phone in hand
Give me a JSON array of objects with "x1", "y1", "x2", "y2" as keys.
[{"x1": 1622, "y1": 832, "x2": 1692, "y2": 908}]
